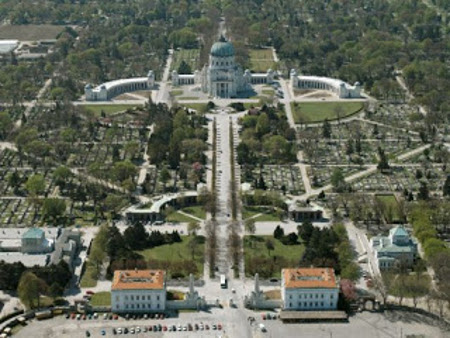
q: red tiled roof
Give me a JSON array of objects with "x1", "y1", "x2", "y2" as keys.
[
  {"x1": 283, "y1": 268, "x2": 337, "y2": 289},
  {"x1": 112, "y1": 270, "x2": 165, "y2": 290}
]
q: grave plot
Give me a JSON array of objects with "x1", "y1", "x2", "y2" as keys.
[
  {"x1": 242, "y1": 165, "x2": 305, "y2": 195},
  {"x1": 0, "y1": 199, "x2": 39, "y2": 226},
  {"x1": 141, "y1": 166, "x2": 204, "y2": 196},
  {"x1": 308, "y1": 165, "x2": 364, "y2": 188},
  {"x1": 366, "y1": 103, "x2": 431, "y2": 131},
  {"x1": 350, "y1": 166, "x2": 449, "y2": 193}
]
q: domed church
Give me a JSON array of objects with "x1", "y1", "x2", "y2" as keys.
[
  {"x1": 171, "y1": 36, "x2": 275, "y2": 99},
  {"x1": 200, "y1": 36, "x2": 248, "y2": 98}
]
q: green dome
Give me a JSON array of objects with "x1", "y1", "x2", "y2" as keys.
[{"x1": 211, "y1": 37, "x2": 235, "y2": 57}]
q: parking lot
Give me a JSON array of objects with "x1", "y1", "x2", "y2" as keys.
[{"x1": 11, "y1": 308, "x2": 449, "y2": 338}]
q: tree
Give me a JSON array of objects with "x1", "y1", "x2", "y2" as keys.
[
  {"x1": 0, "y1": 111, "x2": 12, "y2": 140},
  {"x1": 245, "y1": 219, "x2": 256, "y2": 235},
  {"x1": 18, "y1": 272, "x2": 48, "y2": 309},
  {"x1": 159, "y1": 167, "x2": 171, "y2": 191},
  {"x1": 377, "y1": 147, "x2": 390, "y2": 171},
  {"x1": 322, "y1": 119, "x2": 332, "y2": 138},
  {"x1": 112, "y1": 160, "x2": 138, "y2": 182},
  {"x1": 26, "y1": 174, "x2": 46, "y2": 196},
  {"x1": 273, "y1": 225, "x2": 284, "y2": 239},
  {"x1": 188, "y1": 221, "x2": 200, "y2": 235},
  {"x1": 331, "y1": 168, "x2": 346, "y2": 192},
  {"x1": 177, "y1": 60, "x2": 192, "y2": 74},
  {"x1": 418, "y1": 182, "x2": 429, "y2": 200},
  {"x1": 53, "y1": 166, "x2": 73, "y2": 189},
  {"x1": 443, "y1": 175, "x2": 450, "y2": 197},
  {"x1": 42, "y1": 198, "x2": 66, "y2": 223},
  {"x1": 265, "y1": 238, "x2": 274, "y2": 256}
]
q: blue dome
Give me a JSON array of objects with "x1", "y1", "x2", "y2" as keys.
[{"x1": 211, "y1": 37, "x2": 235, "y2": 57}]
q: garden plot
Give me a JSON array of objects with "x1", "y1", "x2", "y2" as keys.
[
  {"x1": 170, "y1": 48, "x2": 200, "y2": 72},
  {"x1": 242, "y1": 165, "x2": 305, "y2": 194}
]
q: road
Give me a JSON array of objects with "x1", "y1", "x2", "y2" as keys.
[{"x1": 156, "y1": 49, "x2": 174, "y2": 103}]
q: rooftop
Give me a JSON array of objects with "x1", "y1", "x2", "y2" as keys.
[
  {"x1": 22, "y1": 228, "x2": 45, "y2": 239},
  {"x1": 211, "y1": 36, "x2": 235, "y2": 57},
  {"x1": 112, "y1": 270, "x2": 165, "y2": 290},
  {"x1": 283, "y1": 268, "x2": 338, "y2": 289}
]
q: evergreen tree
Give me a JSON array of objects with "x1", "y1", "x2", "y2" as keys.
[
  {"x1": 177, "y1": 60, "x2": 192, "y2": 74},
  {"x1": 443, "y1": 175, "x2": 450, "y2": 197},
  {"x1": 322, "y1": 119, "x2": 332, "y2": 138}
]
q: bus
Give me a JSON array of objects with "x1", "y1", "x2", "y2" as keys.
[{"x1": 220, "y1": 274, "x2": 227, "y2": 289}]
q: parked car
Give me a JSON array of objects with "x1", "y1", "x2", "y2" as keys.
[{"x1": 86, "y1": 291, "x2": 95, "y2": 295}]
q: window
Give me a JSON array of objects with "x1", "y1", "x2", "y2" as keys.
[
  {"x1": 289, "y1": 295, "x2": 292, "y2": 299},
  {"x1": 321, "y1": 294, "x2": 324, "y2": 298},
  {"x1": 136, "y1": 295, "x2": 139, "y2": 301},
  {"x1": 131, "y1": 304, "x2": 134, "y2": 309},
  {"x1": 157, "y1": 304, "x2": 160, "y2": 309},
  {"x1": 137, "y1": 304, "x2": 140, "y2": 309},
  {"x1": 289, "y1": 302, "x2": 292, "y2": 307},
  {"x1": 315, "y1": 294, "x2": 318, "y2": 298},
  {"x1": 330, "y1": 294, "x2": 334, "y2": 299},
  {"x1": 315, "y1": 302, "x2": 318, "y2": 306},
  {"x1": 147, "y1": 295, "x2": 151, "y2": 300},
  {"x1": 131, "y1": 295, "x2": 134, "y2": 301},
  {"x1": 157, "y1": 295, "x2": 160, "y2": 301},
  {"x1": 320, "y1": 302, "x2": 324, "y2": 306},
  {"x1": 125, "y1": 304, "x2": 128, "y2": 309},
  {"x1": 125, "y1": 295, "x2": 128, "y2": 301}
]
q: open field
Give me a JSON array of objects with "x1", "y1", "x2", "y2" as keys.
[
  {"x1": 166, "y1": 210, "x2": 197, "y2": 223},
  {"x1": 0, "y1": 24, "x2": 65, "y2": 40},
  {"x1": 137, "y1": 235, "x2": 205, "y2": 278},
  {"x1": 171, "y1": 48, "x2": 200, "y2": 72},
  {"x1": 292, "y1": 101, "x2": 364, "y2": 123},
  {"x1": 82, "y1": 104, "x2": 142, "y2": 117},
  {"x1": 249, "y1": 49, "x2": 276, "y2": 72}
]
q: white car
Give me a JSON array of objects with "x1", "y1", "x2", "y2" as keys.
[
  {"x1": 177, "y1": 325, "x2": 182, "y2": 331},
  {"x1": 117, "y1": 328, "x2": 123, "y2": 334}
]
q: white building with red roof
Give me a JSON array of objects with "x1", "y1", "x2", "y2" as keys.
[
  {"x1": 111, "y1": 269, "x2": 166, "y2": 313},
  {"x1": 281, "y1": 268, "x2": 339, "y2": 311}
]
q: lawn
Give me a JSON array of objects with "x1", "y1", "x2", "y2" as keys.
[
  {"x1": 244, "y1": 235, "x2": 305, "y2": 277},
  {"x1": 171, "y1": 48, "x2": 201, "y2": 72},
  {"x1": 242, "y1": 206, "x2": 281, "y2": 222},
  {"x1": 79, "y1": 263, "x2": 98, "y2": 288},
  {"x1": 137, "y1": 236, "x2": 205, "y2": 278},
  {"x1": 170, "y1": 89, "x2": 183, "y2": 96},
  {"x1": 178, "y1": 97, "x2": 199, "y2": 100},
  {"x1": 375, "y1": 194, "x2": 402, "y2": 223},
  {"x1": 90, "y1": 292, "x2": 111, "y2": 306},
  {"x1": 384, "y1": 273, "x2": 431, "y2": 298},
  {"x1": 249, "y1": 49, "x2": 277, "y2": 72},
  {"x1": 82, "y1": 104, "x2": 141, "y2": 117},
  {"x1": 291, "y1": 101, "x2": 364, "y2": 124},
  {"x1": 181, "y1": 103, "x2": 208, "y2": 112},
  {"x1": 181, "y1": 206, "x2": 206, "y2": 220},
  {"x1": 166, "y1": 210, "x2": 197, "y2": 223}
]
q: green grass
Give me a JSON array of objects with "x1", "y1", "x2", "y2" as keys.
[
  {"x1": 166, "y1": 211, "x2": 197, "y2": 223},
  {"x1": 262, "y1": 89, "x2": 275, "y2": 96},
  {"x1": 291, "y1": 101, "x2": 364, "y2": 124},
  {"x1": 244, "y1": 235, "x2": 305, "y2": 261},
  {"x1": 181, "y1": 103, "x2": 208, "y2": 112},
  {"x1": 178, "y1": 97, "x2": 199, "y2": 100},
  {"x1": 170, "y1": 90, "x2": 183, "y2": 96},
  {"x1": 90, "y1": 292, "x2": 111, "y2": 306},
  {"x1": 137, "y1": 236, "x2": 204, "y2": 278},
  {"x1": 375, "y1": 194, "x2": 403, "y2": 223},
  {"x1": 171, "y1": 48, "x2": 200, "y2": 72},
  {"x1": 253, "y1": 213, "x2": 281, "y2": 222},
  {"x1": 181, "y1": 206, "x2": 206, "y2": 220},
  {"x1": 249, "y1": 49, "x2": 277, "y2": 72},
  {"x1": 242, "y1": 206, "x2": 280, "y2": 221},
  {"x1": 83, "y1": 104, "x2": 141, "y2": 117},
  {"x1": 79, "y1": 263, "x2": 98, "y2": 288},
  {"x1": 244, "y1": 235, "x2": 305, "y2": 278}
]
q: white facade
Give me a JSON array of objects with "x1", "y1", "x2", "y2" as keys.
[
  {"x1": 282, "y1": 287, "x2": 339, "y2": 311},
  {"x1": 281, "y1": 268, "x2": 339, "y2": 311},
  {"x1": 290, "y1": 69, "x2": 361, "y2": 98},
  {"x1": 111, "y1": 288, "x2": 166, "y2": 313},
  {"x1": 85, "y1": 70, "x2": 155, "y2": 101}
]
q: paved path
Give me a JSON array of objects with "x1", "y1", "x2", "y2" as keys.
[
  {"x1": 155, "y1": 49, "x2": 174, "y2": 103},
  {"x1": 296, "y1": 151, "x2": 312, "y2": 195}
]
